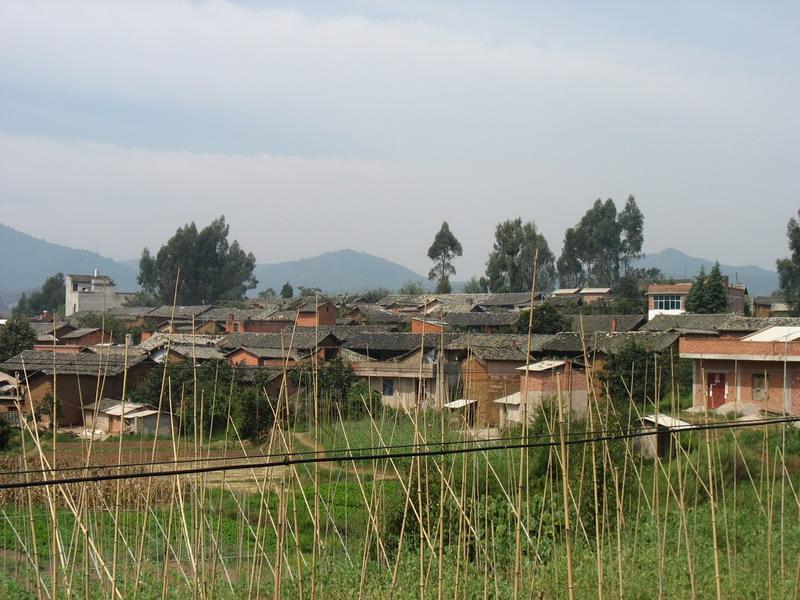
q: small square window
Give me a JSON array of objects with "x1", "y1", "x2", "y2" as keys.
[{"x1": 382, "y1": 378, "x2": 395, "y2": 396}]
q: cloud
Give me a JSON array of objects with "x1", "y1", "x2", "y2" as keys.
[{"x1": 0, "y1": 1, "x2": 798, "y2": 274}]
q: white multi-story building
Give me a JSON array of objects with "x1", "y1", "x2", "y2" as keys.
[{"x1": 64, "y1": 270, "x2": 122, "y2": 316}]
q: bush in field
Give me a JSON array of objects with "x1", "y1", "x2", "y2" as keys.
[{"x1": 129, "y1": 357, "x2": 274, "y2": 440}]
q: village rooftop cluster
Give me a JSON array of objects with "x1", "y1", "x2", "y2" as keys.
[{"x1": 1, "y1": 269, "x2": 799, "y2": 447}]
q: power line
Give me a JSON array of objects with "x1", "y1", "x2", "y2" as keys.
[{"x1": 1, "y1": 415, "x2": 797, "y2": 491}]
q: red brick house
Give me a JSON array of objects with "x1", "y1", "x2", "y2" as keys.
[{"x1": 679, "y1": 326, "x2": 800, "y2": 413}]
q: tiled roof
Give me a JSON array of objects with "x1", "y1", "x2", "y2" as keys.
[
  {"x1": 61, "y1": 327, "x2": 102, "y2": 339},
  {"x1": 228, "y1": 346, "x2": 307, "y2": 361},
  {"x1": 0, "y1": 350, "x2": 150, "y2": 376},
  {"x1": 28, "y1": 322, "x2": 74, "y2": 335},
  {"x1": 168, "y1": 345, "x2": 226, "y2": 360},
  {"x1": 568, "y1": 314, "x2": 645, "y2": 334},
  {"x1": 107, "y1": 306, "x2": 157, "y2": 318},
  {"x1": 643, "y1": 314, "x2": 800, "y2": 334},
  {"x1": 218, "y1": 331, "x2": 340, "y2": 350},
  {"x1": 542, "y1": 331, "x2": 680, "y2": 354},
  {"x1": 145, "y1": 305, "x2": 213, "y2": 319},
  {"x1": 261, "y1": 310, "x2": 299, "y2": 322},
  {"x1": 344, "y1": 332, "x2": 450, "y2": 353},
  {"x1": 447, "y1": 333, "x2": 551, "y2": 351},
  {"x1": 196, "y1": 307, "x2": 264, "y2": 322},
  {"x1": 138, "y1": 333, "x2": 223, "y2": 352},
  {"x1": 442, "y1": 311, "x2": 520, "y2": 327},
  {"x1": 350, "y1": 306, "x2": 412, "y2": 323}
]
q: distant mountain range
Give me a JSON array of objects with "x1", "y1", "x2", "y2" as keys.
[
  {"x1": 636, "y1": 248, "x2": 778, "y2": 296},
  {"x1": 0, "y1": 223, "x2": 780, "y2": 311},
  {"x1": 253, "y1": 249, "x2": 430, "y2": 294},
  {"x1": 0, "y1": 222, "x2": 139, "y2": 298}
]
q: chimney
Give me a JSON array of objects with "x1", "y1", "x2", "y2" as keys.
[
  {"x1": 93, "y1": 268, "x2": 99, "y2": 277},
  {"x1": 225, "y1": 312, "x2": 235, "y2": 333},
  {"x1": 125, "y1": 333, "x2": 133, "y2": 347},
  {"x1": 611, "y1": 317, "x2": 618, "y2": 332}
]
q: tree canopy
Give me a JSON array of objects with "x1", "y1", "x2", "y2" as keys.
[
  {"x1": 485, "y1": 218, "x2": 556, "y2": 293},
  {"x1": 462, "y1": 276, "x2": 488, "y2": 294},
  {"x1": 280, "y1": 282, "x2": 294, "y2": 299},
  {"x1": 557, "y1": 196, "x2": 644, "y2": 287},
  {"x1": 398, "y1": 281, "x2": 426, "y2": 295},
  {"x1": 0, "y1": 315, "x2": 35, "y2": 362},
  {"x1": 777, "y1": 210, "x2": 800, "y2": 315},
  {"x1": 138, "y1": 216, "x2": 257, "y2": 305},
  {"x1": 427, "y1": 222, "x2": 463, "y2": 294},
  {"x1": 685, "y1": 262, "x2": 728, "y2": 314},
  {"x1": 513, "y1": 303, "x2": 571, "y2": 335},
  {"x1": 13, "y1": 273, "x2": 65, "y2": 317}
]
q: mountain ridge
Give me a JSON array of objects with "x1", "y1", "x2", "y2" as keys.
[
  {"x1": 636, "y1": 247, "x2": 778, "y2": 296},
  {"x1": 0, "y1": 223, "x2": 780, "y2": 307}
]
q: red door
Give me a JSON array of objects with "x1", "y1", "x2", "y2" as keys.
[{"x1": 707, "y1": 373, "x2": 726, "y2": 409}]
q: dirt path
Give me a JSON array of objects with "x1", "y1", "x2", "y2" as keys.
[{"x1": 291, "y1": 431, "x2": 397, "y2": 481}]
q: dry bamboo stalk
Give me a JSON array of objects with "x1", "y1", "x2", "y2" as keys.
[
  {"x1": 556, "y1": 373, "x2": 576, "y2": 600},
  {"x1": 514, "y1": 247, "x2": 538, "y2": 600},
  {"x1": 273, "y1": 480, "x2": 286, "y2": 600}
]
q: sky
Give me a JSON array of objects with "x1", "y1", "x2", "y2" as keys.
[{"x1": 0, "y1": 0, "x2": 798, "y2": 277}]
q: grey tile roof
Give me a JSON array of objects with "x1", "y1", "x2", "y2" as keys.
[
  {"x1": 168, "y1": 345, "x2": 226, "y2": 361},
  {"x1": 61, "y1": 327, "x2": 102, "y2": 339},
  {"x1": 218, "y1": 331, "x2": 340, "y2": 350},
  {"x1": 447, "y1": 333, "x2": 552, "y2": 351},
  {"x1": 145, "y1": 305, "x2": 213, "y2": 319},
  {"x1": 442, "y1": 312, "x2": 521, "y2": 327},
  {"x1": 196, "y1": 307, "x2": 264, "y2": 322},
  {"x1": 568, "y1": 314, "x2": 645, "y2": 334},
  {"x1": 344, "y1": 332, "x2": 451, "y2": 353},
  {"x1": 228, "y1": 346, "x2": 307, "y2": 361},
  {"x1": 542, "y1": 331, "x2": 681, "y2": 354},
  {"x1": 0, "y1": 350, "x2": 150, "y2": 377},
  {"x1": 138, "y1": 333, "x2": 223, "y2": 352},
  {"x1": 643, "y1": 314, "x2": 800, "y2": 334},
  {"x1": 350, "y1": 306, "x2": 412, "y2": 324},
  {"x1": 107, "y1": 306, "x2": 157, "y2": 318},
  {"x1": 29, "y1": 322, "x2": 74, "y2": 335}
]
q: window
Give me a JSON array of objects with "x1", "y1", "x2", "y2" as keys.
[
  {"x1": 752, "y1": 374, "x2": 769, "y2": 402},
  {"x1": 653, "y1": 295, "x2": 682, "y2": 311},
  {"x1": 382, "y1": 378, "x2": 395, "y2": 396}
]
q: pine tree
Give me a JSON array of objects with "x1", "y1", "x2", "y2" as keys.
[
  {"x1": 704, "y1": 261, "x2": 729, "y2": 313},
  {"x1": 777, "y1": 210, "x2": 800, "y2": 315},
  {"x1": 685, "y1": 266, "x2": 707, "y2": 313}
]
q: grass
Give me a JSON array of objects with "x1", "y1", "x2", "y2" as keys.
[{"x1": 0, "y1": 407, "x2": 798, "y2": 598}]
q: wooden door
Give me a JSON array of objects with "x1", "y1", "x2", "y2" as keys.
[{"x1": 707, "y1": 372, "x2": 726, "y2": 409}]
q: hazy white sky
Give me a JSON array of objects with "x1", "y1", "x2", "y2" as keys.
[{"x1": 0, "y1": 0, "x2": 798, "y2": 276}]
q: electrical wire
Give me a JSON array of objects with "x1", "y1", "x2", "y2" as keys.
[{"x1": 1, "y1": 415, "x2": 797, "y2": 491}]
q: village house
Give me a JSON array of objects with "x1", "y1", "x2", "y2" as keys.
[
  {"x1": 679, "y1": 326, "x2": 800, "y2": 414},
  {"x1": 220, "y1": 331, "x2": 341, "y2": 367},
  {"x1": 65, "y1": 271, "x2": 130, "y2": 316},
  {"x1": 578, "y1": 287, "x2": 613, "y2": 304},
  {"x1": 0, "y1": 350, "x2": 154, "y2": 426},
  {"x1": 343, "y1": 332, "x2": 455, "y2": 410},
  {"x1": 647, "y1": 279, "x2": 748, "y2": 320},
  {"x1": 445, "y1": 334, "x2": 554, "y2": 428},
  {"x1": 81, "y1": 398, "x2": 175, "y2": 437},
  {"x1": 752, "y1": 296, "x2": 792, "y2": 317},
  {"x1": 295, "y1": 301, "x2": 337, "y2": 327}
]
